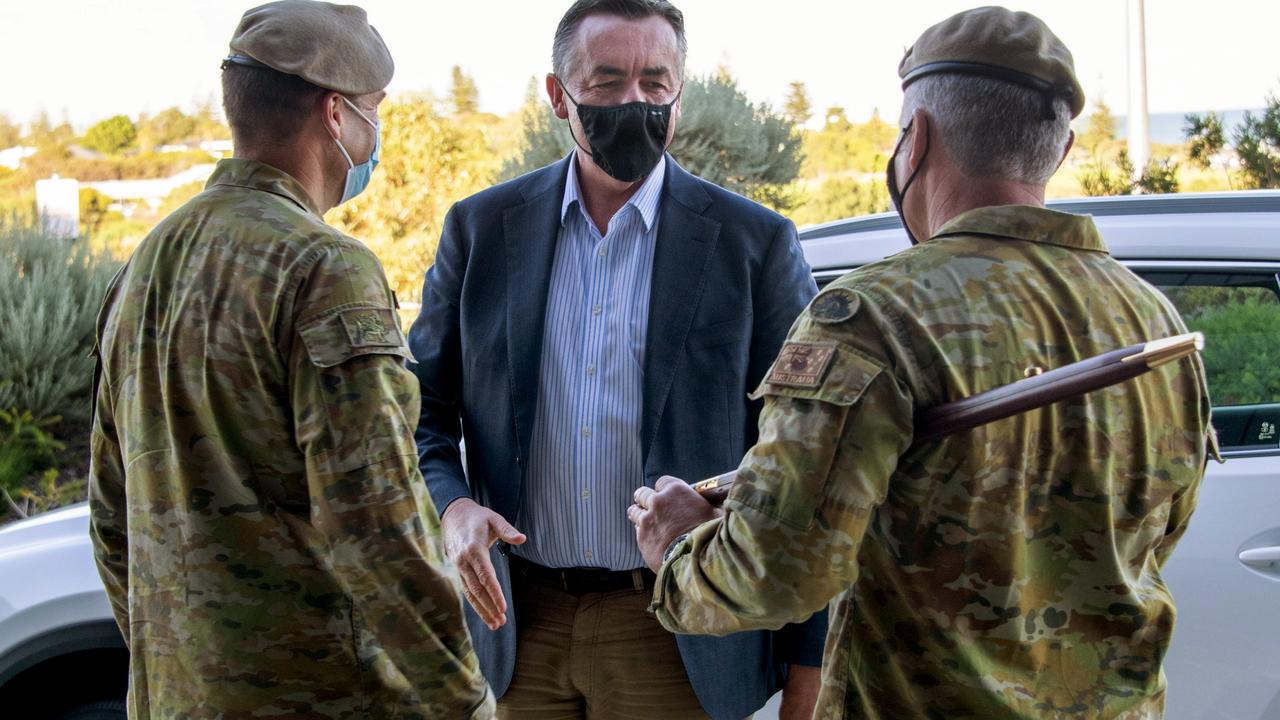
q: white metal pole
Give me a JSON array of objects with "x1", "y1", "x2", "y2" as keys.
[{"x1": 1127, "y1": 0, "x2": 1151, "y2": 179}]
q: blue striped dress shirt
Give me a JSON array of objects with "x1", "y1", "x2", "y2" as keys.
[{"x1": 514, "y1": 153, "x2": 666, "y2": 570}]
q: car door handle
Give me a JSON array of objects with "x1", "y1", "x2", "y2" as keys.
[{"x1": 1238, "y1": 547, "x2": 1280, "y2": 567}]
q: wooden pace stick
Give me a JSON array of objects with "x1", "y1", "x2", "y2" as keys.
[{"x1": 693, "y1": 332, "x2": 1205, "y2": 507}]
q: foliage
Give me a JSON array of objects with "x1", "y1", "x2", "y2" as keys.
[
  {"x1": 82, "y1": 115, "x2": 138, "y2": 155},
  {"x1": 1184, "y1": 90, "x2": 1280, "y2": 189},
  {"x1": 25, "y1": 111, "x2": 75, "y2": 149},
  {"x1": 0, "y1": 216, "x2": 121, "y2": 422},
  {"x1": 1233, "y1": 95, "x2": 1280, "y2": 188},
  {"x1": 1183, "y1": 111, "x2": 1225, "y2": 169},
  {"x1": 801, "y1": 107, "x2": 896, "y2": 178},
  {"x1": 790, "y1": 176, "x2": 889, "y2": 227},
  {"x1": 79, "y1": 188, "x2": 120, "y2": 235},
  {"x1": 328, "y1": 94, "x2": 496, "y2": 302},
  {"x1": 0, "y1": 114, "x2": 21, "y2": 149},
  {"x1": 1079, "y1": 149, "x2": 1179, "y2": 196},
  {"x1": 0, "y1": 409, "x2": 63, "y2": 493},
  {"x1": 1162, "y1": 291, "x2": 1280, "y2": 406},
  {"x1": 1077, "y1": 98, "x2": 1118, "y2": 157},
  {"x1": 784, "y1": 81, "x2": 812, "y2": 126},
  {"x1": 137, "y1": 107, "x2": 201, "y2": 151},
  {"x1": 499, "y1": 82, "x2": 575, "y2": 180},
  {"x1": 671, "y1": 73, "x2": 802, "y2": 211},
  {"x1": 0, "y1": 408, "x2": 78, "y2": 521},
  {"x1": 20, "y1": 148, "x2": 212, "y2": 182},
  {"x1": 450, "y1": 66, "x2": 481, "y2": 116}
]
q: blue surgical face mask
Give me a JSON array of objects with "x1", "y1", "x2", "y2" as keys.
[{"x1": 332, "y1": 96, "x2": 380, "y2": 204}]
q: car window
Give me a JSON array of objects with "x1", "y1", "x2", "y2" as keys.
[{"x1": 1141, "y1": 271, "x2": 1280, "y2": 452}]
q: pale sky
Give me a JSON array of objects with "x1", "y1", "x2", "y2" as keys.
[{"x1": 2, "y1": 0, "x2": 1277, "y2": 130}]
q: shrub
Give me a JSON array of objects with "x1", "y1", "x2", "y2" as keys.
[
  {"x1": 0, "y1": 408, "x2": 70, "y2": 520},
  {"x1": 0, "y1": 216, "x2": 121, "y2": 423}
]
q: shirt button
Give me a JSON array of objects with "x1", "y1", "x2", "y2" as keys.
[
  {"x1": 582, "y1": 427, "x2": 592, "y2": 438},
  {"x1": 584, "y1": 549, "x2": 594, "y2": 560},
  {"x1": 592, "y1": 304, "x2": 602, "y2": 316},
  {"x1": 582, "y1": 489, "x2": 590, "y2": 499},
  {"x1": 587, "y1": 364, "x2": 597, "y2": 376},
  {"x1": 598, "y1": 247, "x2": 607, "y2": 258}
]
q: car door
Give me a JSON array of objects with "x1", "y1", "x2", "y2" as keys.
[{"x1": 1133, "y1": 262, "x2": 1280, "y2": 720}]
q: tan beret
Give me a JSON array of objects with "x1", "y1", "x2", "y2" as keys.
[
  {"x1": 225, "y1": 0, "x2": 393, "y2": 95},
  {"x1": 899, "y1": 6, "x2": 1084, "y2": 119}
]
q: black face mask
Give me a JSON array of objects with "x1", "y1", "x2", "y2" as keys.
[
  {"x1": 558, "y1": 79, "x2": 678, "y2": 183},
  {"x1": 886, "y1": 120, "x2": 930, "y2": 245}
]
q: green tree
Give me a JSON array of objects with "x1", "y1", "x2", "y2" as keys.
[
  {"x1": 137, "y1": 107, "x2": 200, "y2": 151},
  {"x1": 500, "y1": 72, "x2": 803, "y2": 211},
  {"x1": 1185, "y1": 90, "x2": 1279, "y2": 189},
  {"x1": 328, "y1": 94, "x2": 495, "y2": 302},
  {"x1": 25, "y1": 111, "x2": 74, "y2": 149},
  {"x1": 0, "y1": 115, "x2": 21, "y2": 149},
  {"x1": 82, "y1": 115, "x2": 138, "y2": 155},
  {"x1": 1078, "y1": 149, "x2": 1179, "y2": 196},
  {"x1": 791, "y1": 176, "x2": 889, "y2": 227},
  {"x1": 1077, "y1": 98, "x2": 1118, "y2": 157},
  {"x1": 784, "y1": 81, "x2": 812, "y2": 126},
  {"x1": 450, "y1": 65, "x2": 481, "y2": 115},
  {"x1": 1183, "y1": 111, "x2": 1225, "y2": 169}
]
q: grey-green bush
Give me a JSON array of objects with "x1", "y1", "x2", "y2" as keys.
[{"x1": 0, "y1": 217, "x2": 121, "y2": 422}]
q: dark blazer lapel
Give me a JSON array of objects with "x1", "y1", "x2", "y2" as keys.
[
  {"x1": 504, "y1": 157, "x2": 571, "y2": 467},
  {"x1": 642, "y1": 157, "x2": 721, "y2": 465}
]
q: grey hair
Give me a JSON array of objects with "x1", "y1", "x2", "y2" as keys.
[
  {"x1": 552, "y1": 0, "x2": 687, "y2": 84},
  {"x1": 900, "y1": 74, "x2": 1072, "y2": 184}
]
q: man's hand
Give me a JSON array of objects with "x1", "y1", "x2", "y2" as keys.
[
  {"x1": 627, "y1": 476, "x2": 723, "y2": 573},
  {"x1": 779, "y1": 665, "x2": 822, "y2": 720},
  {"x1": 441, "y1": 498, "x2": 526, "y2": 631}
]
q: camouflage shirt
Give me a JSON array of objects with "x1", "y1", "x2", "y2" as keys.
[
  {"x1": 651, "y1": 206, "x2": 1215, "y2": 719},
  {"x1": 89, "y1": 159, "x2": 494, "y2": 719}
]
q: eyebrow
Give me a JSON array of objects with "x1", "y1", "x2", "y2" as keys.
[{"x1": 590, "y1": 64, "x2": 671, "y2": 78}]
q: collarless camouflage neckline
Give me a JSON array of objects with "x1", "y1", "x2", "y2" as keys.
[
  {"x1": 205, "y1": 158, "x2": 322, "y2": 217},
  {"x1": 931, "y1": 204, "x2": 1110, "y2": 253}
]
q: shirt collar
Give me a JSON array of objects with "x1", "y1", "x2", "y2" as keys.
[
  {"x1": 205, "y1": 158, "x2": 322, "y2": 217},
  {"x1": 931, "y1": 204, "x2": 1110, "y2": 253},
  {"x1": 561, "y1": 152, "x2": 666, "y2": 233}
]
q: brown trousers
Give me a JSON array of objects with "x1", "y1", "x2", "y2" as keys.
[{"x1": 496, "y1": 571, "x2": 711, "y2": 719}]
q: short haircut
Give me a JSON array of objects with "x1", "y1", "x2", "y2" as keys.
[
  {"x1": 552, "y1": 0, "x2": 687, "y2": 82},
  {"x1": 900, "y1": 74, "x2": 1072, "y2": 184},
  {"x1": 221, "y1": 64, "x2": 327, "y2": 147}
]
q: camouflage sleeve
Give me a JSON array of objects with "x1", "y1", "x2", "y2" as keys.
[
  {"x1": 652, "y1": 300, "x2": 915, "y2": 635},
  {"x1": 88, "y1": 351, "x2": 130, "y2": 640},
  {"x1": 287, "y1": 241, "x2": 492, "y2": 714}
]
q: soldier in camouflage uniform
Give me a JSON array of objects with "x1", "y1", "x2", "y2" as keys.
[
  {"x1": 630, "y1": 7, "x2": 1217, "y2": 719},
  {"x1": 88, "y1": 2, "x2": 494, "y2": 717}
]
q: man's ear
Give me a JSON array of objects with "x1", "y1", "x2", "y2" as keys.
[
  {"x1": 1057, "y1": 129, "x2": 1076, "y2": 171},
  {"x1": 320, "y1": 91, "x2": 344, "y2": 140},
  {"x1": 906, "y1": 107, "x2": 931, "y2": 173},
  {"x1": 546, "y1": 74, "x2": 570, "y2": 121}
]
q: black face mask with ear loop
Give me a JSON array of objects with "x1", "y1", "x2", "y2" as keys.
[
  {"x1": 556, "y1": 78, "x2": 679, "y2": 183},
  {"x1": 886, "y1": 120, "x2": 930, "y2": 245}
]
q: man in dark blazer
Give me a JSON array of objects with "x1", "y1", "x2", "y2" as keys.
[{"x1": 409, "y1": 1, "x2": 826, "y2": 717}]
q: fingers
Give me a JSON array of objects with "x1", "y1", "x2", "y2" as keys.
[
  {"x1": 489, "y1": 515, "x2": 527, "y2": 545},
  {"x1": 633, "y1": 486, "x2": 656, "y2": 510},
  {"x1": 460, "y1": 551, "x2": 507, "y2": 630},
  {"x1": 654, "y1": 475, "x2": 685, "y2": 492},
  {"x1": 626, "y1": 503, "x2": 645, "y2": 527}
]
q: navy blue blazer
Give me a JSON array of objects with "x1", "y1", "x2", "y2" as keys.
[{"x1": 409, "y1": 155, "x2": 827, "y2": 719}]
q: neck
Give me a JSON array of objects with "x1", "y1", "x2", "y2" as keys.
[
  {"x1": 574, "y1": 148, "x2": 645, "y2": 235},
  {"x1": 235, "y1": 137, "x2": 337, "y2": 214},
  {"x1": 922, "y1": 177, "x2": 1046, "y2": 238}
]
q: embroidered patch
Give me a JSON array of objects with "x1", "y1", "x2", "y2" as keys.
[
  {"x1": 766, "y1": 342, "x2": 836, "y2": 388},
  {"x1": 810, "y1": 287, "x2": 859, "y2": 324},
  {"x1": 340, "y1": 308, "x2": 401, "y2": 348}
]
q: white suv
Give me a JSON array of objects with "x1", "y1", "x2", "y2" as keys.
[{"x1": 2, "y1": 191, "x2": 1277, "y2": 719}]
